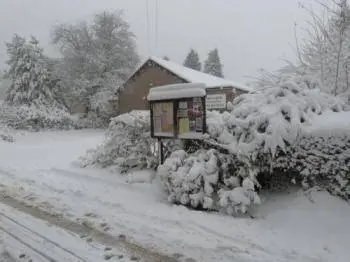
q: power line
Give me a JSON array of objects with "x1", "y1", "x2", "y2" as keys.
[
  {"x1": 146, "y1": 0, "x2": 151, "y2": 54},
  {"x1": 155, "y1": 0, "x2": 159, "y2": 55}
]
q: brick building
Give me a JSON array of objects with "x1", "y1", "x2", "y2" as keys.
[{"x1": 115, "y1": 56, "x2": 251, "y2": 114}]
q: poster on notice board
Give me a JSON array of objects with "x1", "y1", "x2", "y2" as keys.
[
  {"x1": 152, "y1": 102, "x2": 174, "y2": 137},
  {"x1": 177, "y1": 97, "x2": 204, "y2": 138}
]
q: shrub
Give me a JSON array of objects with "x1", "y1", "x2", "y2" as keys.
[
  {"x1": 203, "y1": 76, "x2": 350, "y2": 200},
  {"x1": 0, "y1": 102, "x2": 75, "y2": 130},
  {"x1": 0, "y1": 124, "x2": 14, "y2": 142},
  {"x1": 80, "y1": 110, "x2": 157, "y2": 172},
  {"x1": 158, "y1": 149, "x2": 260, "y2": 215}
]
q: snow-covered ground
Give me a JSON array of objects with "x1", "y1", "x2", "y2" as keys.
[
  {"x1": 0, "y1": 130, "x2": 350, "y2": 262},
  {"x1": 0, "y1": 202, "x2": 133, "y2": 262}
]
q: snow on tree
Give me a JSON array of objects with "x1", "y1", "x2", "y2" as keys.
[
  {"x1": 203, "y1": 71, "x2": 350, "y2": 199},
  {"x1": 5, "y1": 36, "x2": 65, "y2": 108},
  {"x1": 203, "y1": 48, "x2": 224, "y2": 77},
  {"x1": 1, "y1": 35, "x2": 73, "y2": 130},
  {"x1": 80, "y1": 110, "x2": 157, "y2": 172},
  {"x1": 0, "y1": 75, "x2": 10, "y2": 101},
  {"x1": 183, "y1": 49, "x2": 201, "y2": 71},
  {"x1": 158, "y1": 148, "x2": 260, "y2": 215},
  {"x1": 52, "y1": 10, "x2": 140, "y2": 124},
  {"x1": 207, "y1": 74, "x2": 348, "y2": 159},
  {"x1": 284, "y1": 0, "x2": 350, "y2": 96}
]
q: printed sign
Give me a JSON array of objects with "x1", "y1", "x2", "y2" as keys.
[{"x1": 206, "y1": 94, "x2": 226, "y2": 109}]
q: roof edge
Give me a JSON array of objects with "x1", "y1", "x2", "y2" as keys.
[{"x1": 119, "y1": 56, "x2": 252, "y2": 93}]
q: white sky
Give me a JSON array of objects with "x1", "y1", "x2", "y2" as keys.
[{"x1": 0, "y1": 0, "x2": 316, "y2": 83}]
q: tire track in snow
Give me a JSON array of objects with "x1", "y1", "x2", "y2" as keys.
[
  {"x1": 0, "y1": 224, "x2": 57, "y2": 262},
  {"x1": 0, "y1": 211, "x2": 87, "y2": 261},
  {"x1": 0, "y1": 193, "x2": 183, "y2": 262}
]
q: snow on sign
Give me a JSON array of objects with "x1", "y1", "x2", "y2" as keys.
[
  {"x1": 206, "y1": 94, "x2": 226, "y2": 109},
  {"x1": 147, "y1": 83, "x2": 207, "y2": 139}
]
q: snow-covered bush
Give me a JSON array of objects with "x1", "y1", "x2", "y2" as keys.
[
  {"x1": 0, "y1": 124, "x2": 14, "y2": 142},
  {"x1": 285, "y1": 135, "x2": 349, "y2": 200},
  {"x1": 0, "y1": 102, "x2": 75, "y2": 130},
  {"x1": 73, "y1": 112, "x2": 109, "y2": 129},
  {"x1": 219, "y1": 175, "x2": 261, "y2": 215},
  {"x1": 203, "y1": 78, "x2": 350, "y2": 200},
  {"x1": 270, "y1": 111, "x2": 350, "y2": 200},
  {"x1": 80, "y1": 110, "x2": 157, "y2": 172},
  {"x1": 158, "y1": 149, "x2": 260, "y2": 215},
  {"x1": 207, "y1": 77, "x2": 348, "y2": 158}
]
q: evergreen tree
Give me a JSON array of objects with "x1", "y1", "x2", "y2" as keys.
[
  {"x1": 5, "y1": 35, "x2": 58, "y2": 107},
  {"x1": 203, "y1": 48, "x2": 224, "y2": 77},
  {"x1": 2, "y1": 34, "x2": 73, "y2": 130},
  {"x1": 183, "y1": 49, "x2": 201, "y2": 71},
  {"x1": 163, "y1": 55, "x2": 170, "y2": 61}
]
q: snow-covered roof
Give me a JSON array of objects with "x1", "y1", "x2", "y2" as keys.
[
  {"x1": 147, "y1": 83, "x2": 206, "y2": 101},
  {"x1": 150, "y1": 57, "x2": 251, "y2": 91},
  {"x1": 124, "y1": 56, "x2": 251, "y2": 92}
]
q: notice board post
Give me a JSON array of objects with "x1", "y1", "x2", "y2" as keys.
[{"x1": 147, "y1": 83, "x2": 207, "y2": 164}]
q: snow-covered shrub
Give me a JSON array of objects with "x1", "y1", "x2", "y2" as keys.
[
  {"x1": 207, "y1": 77, "x2": 348, "y2": 158},
  {"x1": 80, "y1": 110, "x2": 157, "y2": 172},
  {"x1": 219, "y1": 176, "x2": 261, "y2": 215},
  {"x1": 0, "y1": 102, "x2": 75, "y2": 130},
  {"x1": 203, "y1": 78, "x2": 350, "y2": 200},
  {"x1": 261, "y1": 110, "x2": 350, "y2": 199},
  {"x1": 0, "y1": 124, "x2": 14, "y2": 142},
  {"x1": 73, "y1": 112, "x2": 109, "y2": 129},
  {"x1": 158, "y1": 149, "x2": 260, "y2": 215},
  {"x1": 271, "y1": 134, "x2": 350, "y2": 200}
]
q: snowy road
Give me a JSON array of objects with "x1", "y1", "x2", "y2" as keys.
[
  {"x1": 0, "y1": 130, "x2": 350, "y2": 262},
  {"x1": 0, "y1": 202, "x2": 136, "y2": 262},
  {"x1": 1, "y1": 209, "x2": 86, "y2": 261}
]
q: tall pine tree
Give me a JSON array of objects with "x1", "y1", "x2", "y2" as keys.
[
  {"x1": 203, "y1": 48, "x2": 224, "y2": 77},
  {"x1": 183, "y1": 49, "x2": 201, "y2": 71},
  {"x1": 5, "y1": 35, "x2": 58, "y2": 107}
]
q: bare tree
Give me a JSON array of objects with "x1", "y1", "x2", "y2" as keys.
[
  {"x1": 291, "y1": 0, "x2": 350, "y2": 95},
  {"x1": 51, "y1": 10, "x2": 140, "y2": 119}
]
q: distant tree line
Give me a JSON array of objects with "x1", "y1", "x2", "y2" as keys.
[{"x1": 182, "y1": 48, "x2": 224, "y2": 77}]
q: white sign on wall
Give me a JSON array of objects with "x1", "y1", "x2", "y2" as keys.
[{"x1": 206, "y1": 94, "x2": 226, "y2": 109}]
